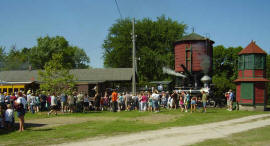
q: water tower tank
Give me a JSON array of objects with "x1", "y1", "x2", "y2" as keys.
[{"x1": 174, "y1": 33, "x2": 214, "y2": 88}]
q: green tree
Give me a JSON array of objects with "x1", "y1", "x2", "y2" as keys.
[
  {"x1": 4, "y1": 46, "x2": 29, "y2": 70},
  {"x1": 29, "y1": 36, "x2": 90, "y2": 69},
  {"x1": 103, "y1": 16, "x2": 186, "y2": 83},
  {"x1": 0, "y1": 46, "x2": 7, "y2": 69},
  {"x1": 212, "y1": 45, "x2": 242, "y2": 100},
  {"x1": 38, "y1": 53, "x2": 75, "y2": 95}
]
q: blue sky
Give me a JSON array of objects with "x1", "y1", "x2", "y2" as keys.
[{"x1": 1, "y1": 0, "x2": 270, "y2": 68}]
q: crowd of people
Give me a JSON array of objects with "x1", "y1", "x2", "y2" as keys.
[
  {"x1": 0, "y1": 88, "x2": 221, "y2": 131},
  {"x1": 95, "y1": 89, "x2": 209, "y2": 113}
]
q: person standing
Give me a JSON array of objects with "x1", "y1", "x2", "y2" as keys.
[
  {"x1": 35, "y1": 94, "x2": 40, "y2": 112},
  {"x1": 148, "y1": 92, "x2": 153, "y2": 112},
  {"x1": 152, "y1": 90, "x2": 160, "y2": 112},
  {"x1": 190, "y1": 95, "x2": 197, "y2": 113},
  {"x1": 141, "y1": 92, "x2": 148, "y2": 111},
  {"x1": 111, "y1": 90, "x2": 118, "y2": 112},
  {"x1": 29, "y1": 93, "x2": 36, "y2": 114},
  {"x1": 76, "y1": 92, "x2": 84, "y2": 112},
  {"x1": 118, "y1": 93, "x2": 124, "y2": 111},
  {"x1": 94, "y1": 92, "x2": 101, "y2": 111},
  {"x1": 0, "y1": 92, "x2": 5, "y2": 106},
  {"x1": 229, "y1": 89, "x2": 234, "y2": 111},
  {"x1": 40, "y1": 92, "x2": 47, "y2": 111},
  {"x1": 179, "y1": 95, "x2": 184, "y2": 112},
  {"x1": 48, "y1": 93, "x2": 58, "y2": 116},
  {"x1": 15, "y1": 92, "x2": 27, "y2": 132},
  {"x1": 4, "y1": 104, "x2": 14, "y2": 130},
  {"x1": 171, "y1": 91, "x2": 178, "y2": 109},
  {"x1": 182, "y1": 91, "x2": 188, "y2": 112},
  {"x1": 68, "y1": 93, "x2": 75, "y2": 113},
  {"x1": 26, "y1": 90, "x2": 32, "y2": 112},
  {"x1": 186, "y1": 92, "x2": 191, "y2": 109},
  {"x1": 83, "y1": 94, "x2": 89, "y2": 112},
  {"x1": 202, "y1": 91, "x2": 207, "y2": 113},
  {"x1": 60, "y1": 93, "x2": 67, "y2": 113}
]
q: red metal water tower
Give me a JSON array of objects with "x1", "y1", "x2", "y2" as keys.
[
  {"x1": 174, "y1": 32, "x2": 214, "y2": 88},
  {"x1": 234, "y1": 41, "x2": 269, "y2": 110}
]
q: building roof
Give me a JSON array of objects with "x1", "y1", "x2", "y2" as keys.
[
  {"x1": 0, "y1": 68, "x2": 133, "y2": 84},
  {"x1": 234, "y1": 78, "x2": 270, "y2": 82},
  {"x1": 174, "y1": 32, "x2": 214, "y2": 44},
  {"x1": 238, "y1": 41, "x2": 267, "y2": 55}
]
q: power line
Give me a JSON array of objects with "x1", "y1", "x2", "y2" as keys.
[{"x1": 114, "y1": 0, "x2": 123, "y2": 19}]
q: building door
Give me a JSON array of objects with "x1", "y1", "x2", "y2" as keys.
[{"x1": 240, "y1": 83, "x2": 254, "y2": 105}]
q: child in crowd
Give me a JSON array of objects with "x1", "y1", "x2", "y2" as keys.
[
  {"x1": 5, "y1": 104, "x2": 14, "y2": 130},
  {"x1": 179, "y1": 96, "x2": 184, "y2": 112},
  {"x1": 190, "y1": 95, "x2": 197, "y2": 113}
]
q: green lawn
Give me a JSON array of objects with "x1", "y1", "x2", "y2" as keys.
[
  {"x1": 192, "y1": 125, "x2": 270, "y2": 146},
  {"x1": 0, "y1": 108, "x2": 267, "y2": 146}
]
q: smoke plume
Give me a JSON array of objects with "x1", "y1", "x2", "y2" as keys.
[
  {"x1": 162, "y1": 67, "x2": 186, "y2": 78},
  {"x1": 200, "y1": 54, "x2": 210, "y2": 74}
]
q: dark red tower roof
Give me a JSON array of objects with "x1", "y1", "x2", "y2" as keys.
[{"x1": 238, "y1": 41, "x2": 267, "y2": 55}]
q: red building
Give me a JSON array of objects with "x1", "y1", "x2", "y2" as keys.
[
  {"x1": 174, "y1": 33, "x2": 214, "y2": 88},
  {"x1": 234, "y1": 41, "x2": 269, "y2": 110}
]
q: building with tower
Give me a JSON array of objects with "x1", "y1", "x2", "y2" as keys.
[
  {"x1": 174, "y1": 32, "x2": 214, "y2": 89},
  {"x1": 234, "y1": 41, "x2": 269, "y2": 111}
]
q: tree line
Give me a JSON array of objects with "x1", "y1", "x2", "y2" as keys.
[{"x1": 0, "y1": 36, "x2": 90, "y2": 71}]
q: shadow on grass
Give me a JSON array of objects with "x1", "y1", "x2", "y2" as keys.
[
  {"x1": 0, "y1": 122, "x2": 47, "y2": 135},
  {"x1": 30, "y1": 128, "x2": 54, "y2": 132}
]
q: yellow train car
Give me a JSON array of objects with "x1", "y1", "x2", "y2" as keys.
[{"x1": 0, "y1": 84, "x2": 25, "y2": 94}]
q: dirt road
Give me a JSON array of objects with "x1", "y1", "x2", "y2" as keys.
[{"x1": 55, "y1": 114, "x2": 270, "y2": 146}]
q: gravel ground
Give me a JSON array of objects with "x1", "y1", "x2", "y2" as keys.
[{"x1": 54, "y1": 114, "x2": 270, "y2": 146}]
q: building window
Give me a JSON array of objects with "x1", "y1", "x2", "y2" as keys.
[
  {"x1": 238, "y1": 55, "x2": 244, "y2": 70},
  {"x1": 254, "y1": 55, "x2": 265, "y2": 69},
  {"x1": 244, "y1": 55, "x2": 254, "y2": 69}
]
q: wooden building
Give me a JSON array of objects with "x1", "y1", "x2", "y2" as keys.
[
  {"x1": 0, "y1": 68, "x2": 134, "y2": 96},
  {"x1": 174, "y1": 32, "x2": 214, "y2": 88},
  {"x1": 234, "y1": 41, "x2": 269, "y2": 111}
]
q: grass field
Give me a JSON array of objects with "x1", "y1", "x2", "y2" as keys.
[
  {"x1": 0, "y1": 108, "x2": 267, "y2": 146},
  {"x1": 192, "y1": 125, "x2": 270, "y2": 146}
]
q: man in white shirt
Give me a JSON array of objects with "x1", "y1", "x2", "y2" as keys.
[
  {"x1": 48, "y1": 93, "x2": 58, "y2": 116},
  {"x1": 152, "y1": 90, "x2": 160, "y2": 112}
]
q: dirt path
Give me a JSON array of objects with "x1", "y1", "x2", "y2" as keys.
[{"x1": 55, "y1": 114, "x2": 270, "y2": 146}]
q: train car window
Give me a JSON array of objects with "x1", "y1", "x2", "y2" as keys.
[
  {"x1": 20, "y1": 88, "x2": 25, "y2": 92},
  {"x1": 14, "y1": 88, "x2": 19, "y2": 92},
  {"x1": 3, "y1": 88, "x2": 7, "y2": 93},
  {"x1": 8, "y1": 88, "x2": 13, "y2": 93}
]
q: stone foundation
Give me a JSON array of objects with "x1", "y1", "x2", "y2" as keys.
[{"x1": 239, "y1": 105, "x2": 265, "y2": 111}]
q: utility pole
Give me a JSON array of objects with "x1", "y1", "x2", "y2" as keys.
[{"x1": 132, "y1": 18, "x2": 136, "y2": 95}]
